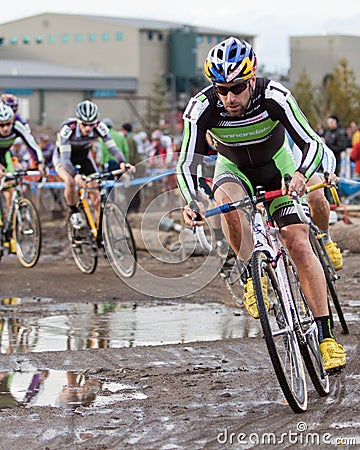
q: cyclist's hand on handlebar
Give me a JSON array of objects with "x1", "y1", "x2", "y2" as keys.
[
  {"x1": 322, "y1": 171, "x2": 338, "y2": 186},
  {"x1": 120, "y1": 162, "x2": 136, "y2": 174},
  {"x1": 74, "y1": 173, "x2": 87, "y2": 188},
  {"x1": 37, "y1": 163, "x2": 47, "y2": 180},
  {"x1": 183, "y1": 200, "x2": 205, "y2": 227},
  {"x1": 282, "y1": 171, "x2": 307, "y2": 197}
]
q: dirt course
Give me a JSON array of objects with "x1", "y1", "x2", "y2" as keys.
[{"x1": 0, "y1": 210, "x2": 358, "y2": 449}]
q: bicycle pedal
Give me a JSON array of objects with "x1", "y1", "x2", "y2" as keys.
[{"x1": 326, "y1": 365, "x2": 345, "y2": 376}]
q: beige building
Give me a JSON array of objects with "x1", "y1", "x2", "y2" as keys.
[
  {"x1": 289, "y1": 35, "x2": 360, "y2": 87},
  {"x1": 0, "y1": 13, "x2": 254, "y2": 129}
]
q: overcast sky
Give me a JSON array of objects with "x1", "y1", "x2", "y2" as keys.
[{"x1": 1, "y1": 0, "x2": 360, "y2": 73}]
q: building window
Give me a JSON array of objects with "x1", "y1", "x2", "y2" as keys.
[
  {"x1": 36, "y1": 36, "x2": 43, "y2": 44},
  {"x1": 102, "y1": 32, "x2": 110, "y2": 42},
  {"x1": 88, "y1": 33, "x2": 96, "y2": 42},
  {"x1": 158, "y1": 32, "x2": 163, "y2": 41},
  {"x1": 75, "y1": 33, "x2": 83, "y2": 43},
  {"x1": 93, "y1": 89, "x2": 117, "y2": 97},
  {"x1": 10, "y1": 36, "x2": 18, "y2": 45},
  {"x1": 196, "y1": 35, "x2": 203, "y2": 44},
  {"x1": 49, "y1": 35, "x2": 56, "y2": 44},
  {"x1": 0, "y1": 37, "x2": 4, "y2": 46},
  {"x1": 207, "y1": 35, "x2": 212, "y2": 44},
  {"x1": 23, "y1": 36, "x2": 31, "y2": 44},
  {"x1": 148, "y1": 31, "x2": 153, "y2": 40},
  {"x1": 116, "y1": 32, "x2": 123, "y2": 41},
  {"x1": 216, "y1": 36, "x2": 222, "y2": 43},
  {"x1": 62, "y1": 34, "x2": 70, "y2": 43}
]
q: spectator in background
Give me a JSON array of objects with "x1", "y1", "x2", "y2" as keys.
[
  {"x1": 150, "y1": 129, "x2": 175, "y2": 168},
  {"x1": 121, "y1": 123, "x2": 144, "y2": 167},
  {"x1": 99, "y1": 118, "x2": 129, "y2": 172},
  {"x1": 134, "y1": 131, "x2": 151, "y2": 161},
  {"x1": 10, "y1": 137, "x2": 31, "y2": 170},
  {"x1": 350, "y1": 139, "x2": 360, "y2": 179},
  {"x1": 323, "y1": 115, "x2": 348, "y2": 176},
  {"x1": 36, "y1": 134, "x2": 56, "y2": 169},
  {"x1": 122, "y1": 122, "x2": 145, "y2": 212}
]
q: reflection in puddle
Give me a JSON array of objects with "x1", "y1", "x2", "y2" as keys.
[
  {"x1": 0, "y1": 298, "x2": 262, "y2": 353},
  {"x1": 0, "y1": 368, "x2": 146, "y2": 409}
]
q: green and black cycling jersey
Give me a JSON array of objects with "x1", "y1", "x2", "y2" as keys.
[
  {"x1": 177, "y1": 78, "x2": 324, "y2": 204},
  {"x1": 0, "y1": 120, "x2": 44, "y2": 170}
]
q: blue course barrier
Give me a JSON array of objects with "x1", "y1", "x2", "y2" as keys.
[{"x1": 24, "y1": 168, "x2": 176, "y2": 191}]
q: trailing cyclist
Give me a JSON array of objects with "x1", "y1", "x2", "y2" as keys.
[
  {"x1": 53, "y1": 100, "x2": 134, "y2": 229},
  {"x1": 177, "y1": 37, "x2": 346, "y2": 374},
  {"x1": 0, "y1": 103, "x2": 45, "y2": 253}
]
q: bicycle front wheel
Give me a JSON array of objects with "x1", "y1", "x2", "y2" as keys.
[
  {"x1": 103, "y1": 201, "x2": 137, "y2": 278},
  {"x1": 14, "y1": 198, "x2": 41, "y2": 268},
  {"x1": 252, "y1": 250, "x2": 308, "y2": 413},
  {"x1": 67, "y1": 211, "x2": 98, "y2": 274},
  {"x1": 284, "y1": 252, "x2": 329, "y2": 397}
]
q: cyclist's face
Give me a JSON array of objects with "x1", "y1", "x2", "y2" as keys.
[
  {"x1": 215, "y1": 77, "x2": 255, "y2": 117},
  {"x1": 79, "y1": 121, "x2": 96, "y2": 136},
  {"x1": 0, "y1": 120, "x2": 14, "y2": 137}
]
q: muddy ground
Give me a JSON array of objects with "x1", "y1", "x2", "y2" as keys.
[{"x1": 0, "y1": 210, "x2": 359, "y2": 449}]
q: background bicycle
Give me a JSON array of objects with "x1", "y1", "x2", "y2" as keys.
[
  {"x1": 67, "y1": 168, "x2": 137, "y2": 277},
  {"x1": 0, "y1": 169, "x2": 41, "y2": 268}
]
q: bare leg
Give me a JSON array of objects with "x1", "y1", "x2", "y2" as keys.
[
  {"x1": 213, "y1": 181, "x2": 254, "y2": 262},
  {"x1": 306, "y1": 174, "x2": 330, "y2": 231},
  {"x1": 281, "y1": 223, "x2": 329, "y2": 317},
  {"x1": 57, "y1": 167, "x2": 78, "y2": 207}
]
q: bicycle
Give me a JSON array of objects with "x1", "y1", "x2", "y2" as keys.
[
  {"x1": 67, "y1": 168, "x2": 137, "y2": 276},
  {"x1": 192, "y1": 177, "x2": 330, "y2": 413},
  {"x1": 0, "y1": 169, "x2": 42, "y2": 268},
  {"x1": 198, "y1": 174, "x2": 349, "y2": 333}
]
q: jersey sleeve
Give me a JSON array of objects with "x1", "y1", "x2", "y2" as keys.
[
  {"x1": 176, "y1": 94, "x2": 211, "y2": 204},
  {"x1": 14, "y1": 122, "x2": 44, "y2": 165},
  {"x1": 265, "y1": 80, "x2": 324, "y2": 179}
]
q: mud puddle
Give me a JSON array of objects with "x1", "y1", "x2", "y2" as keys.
[
  {"x1": 0, "y1": 298, "x2": 262, "y2": 353},
  {"x1": 0, "y1": 368, "x2": 146, "y2": 409}
]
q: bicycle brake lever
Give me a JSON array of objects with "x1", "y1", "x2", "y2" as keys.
[{"x1": 189, "y1": 200, "x2": 202, "y2": 234}]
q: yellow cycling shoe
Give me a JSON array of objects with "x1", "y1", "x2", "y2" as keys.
[
  {"x1": 244, "y1": 276, "x2": 269, "y2": 319},
  {"x1": 325, "y1": 240, "x2": 343, "y2": 271},
  {"x1": 319, "y1": 338, "x2": 346, "y2": 374},
  {"x1": 4, "y1": 239, "x2": 16, "y2": 254}
]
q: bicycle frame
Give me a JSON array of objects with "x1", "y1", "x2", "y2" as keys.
[{"x1": 1, "y1": 172, "x2": 39, "y2": 240}]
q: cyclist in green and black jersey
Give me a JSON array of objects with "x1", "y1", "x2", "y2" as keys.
[{"x1": 177, "y1": 37, "x2": 345, "y2": 373}]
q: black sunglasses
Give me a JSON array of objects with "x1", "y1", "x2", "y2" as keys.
[
  {"x1": 214, "y1": 81, "x2": 249, "y2": 96},
  {"x1": 0, "y1": 122, "x2": 13, "y2": 128}
]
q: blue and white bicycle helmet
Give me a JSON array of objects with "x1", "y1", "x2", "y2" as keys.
[
  {"x1": 76, "y1": 100, "x2": 99, "y2": 124},
  {"x1": 0, "y1": 103, "x2": 15, "y2": 122},
  {"x1": 204, "y1": 37, "x2": 257, "y2": 83}
]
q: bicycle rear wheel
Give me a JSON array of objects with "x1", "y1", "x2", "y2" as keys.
[
  {"x1": 67, "y1": 210, "x2": 98, "y2": 274},
  {"x1": 252, "y1": 250, "x2": 308, "y2": 413},
  {"x1": 103, "y1": 201, "x2": 137, "y2": 278},
  {"x1": 283, "y1": 252, "x2": 329, "y2": 397},
  {"x1": 310, "y1": 232, "x2": 349, "y2": 334},
  {"x1": 14, "y1": 198, "x2": 41, "y2": 268}
]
